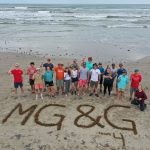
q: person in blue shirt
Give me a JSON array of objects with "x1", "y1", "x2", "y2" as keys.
[
  {"x1": 98, "y1": 62, "x2": 105, "y2": 93},
  {"x1": 116, "y1": 63, "x2": 127, "y2": 95},
  {"x1": 117, "y1": 69, "x2": 129, "y2": 100},
  {"x1": 44, "y1": 66, "x2": 55, "y2": 97}
]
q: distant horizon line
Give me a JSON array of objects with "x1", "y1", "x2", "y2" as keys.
[{"x1": 0, "y1": 3, "x2": 150, "y2": 5}]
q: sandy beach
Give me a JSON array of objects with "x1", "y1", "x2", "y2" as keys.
[{"x1": 0, "y1": 52, "x2": 150, "y2": 150}]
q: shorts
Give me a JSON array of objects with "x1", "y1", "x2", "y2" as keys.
[
  {"x1": 100, "y1": 74, "x2": 103, "y2": 84},
  {"x1": 56, "y1": 80, "x2": 64, "y2": 88},
  {"x1": 29, "y1": 79, "x2": 35, "y2": 86},
  {"x1": 130, "y1": 87, "x2": 138, "y2": 93},
  {"x1": 118, "y1": 88, "x2": 125, "y2": 92},
  {"x1": 72, "y1": 77, "x2": 78, "y2": 83},
  {"x1": 45, "y1": 81, "x2": 54, "y2": 87},
  {"x1": 35, "y1": 84, "x2": 44, "y2": 89},
  {"x1": 90, "y1": 80, "x2": 98, "y2": 88},
  {"x1": 14, "y1": 82, "x2": 23, "y2": 89},
  {"x1": 79, "y1": 79, "x2": 88, "y2": 87}
]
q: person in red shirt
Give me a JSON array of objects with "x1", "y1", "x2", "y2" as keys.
[
  {"x1": 130, "y1": 69, "x2": 142, "y2": 100},
  {"x1": 8, "y1": 63, "x2": 24, "y2": 94},
  {"x1": 27, "y1": 62, "x2": 36, "y2": 93},
  {"x1": 54, "y1": 64, "x2": 64, "y2": 95},
  {"x1": 131, "y1": 84, "x2": 147, "y2": 111}
]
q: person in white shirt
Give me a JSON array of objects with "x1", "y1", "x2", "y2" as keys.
[
  {"x1": 88, "y1": 63, "x2": 101, "y2": 97},
  {"x1": 64, "y1": 67, "x2": 71, "y2": 96},
  {"x1": 71, "y1": 66, "x2": 79, "y2": 95}
]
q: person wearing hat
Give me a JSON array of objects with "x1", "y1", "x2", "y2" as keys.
[
  {"x1": 54, "y1": 63, "x2": 65, "y2": 95},
  {"x1": 78, "y1": 62, "x2": 89, "y2": 97},
  {"x1": 32, "y1": 67, "x2": 44, "y2": 100},
  {"x1": 129, "y1": 68, "x2": 142, "y2": 100},
  {"x1": 88, "y1": 63, "x2": 101, "y2": 97},
  {"x1": 117, "y1": 69, "x2": 129, "y2": 100},
  {"x1": 8, "y1": 63, "x2": 24, "y2": 95}
]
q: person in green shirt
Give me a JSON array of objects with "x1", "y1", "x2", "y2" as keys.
[{"x1": 86, "y1": 57, "x2": 93, "y2": 70}]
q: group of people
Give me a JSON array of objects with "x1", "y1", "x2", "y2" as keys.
[{"x1": 8, "y1": 57, "x2": 148, "y2": 111}]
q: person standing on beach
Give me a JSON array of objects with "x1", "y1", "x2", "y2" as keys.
[
  {"x1": 89, "y1": 63, "x2": 101, "y2": 97},
  {"x1": 71, "y1": 66, "x2": 79, "y2": 95},
  {"x1": 43, "y1": 58, "x2": 54, "y2": 70},
  {"x1": 70, "y1": 59, "x2": 79, "y2": 69},
  {"x1": 131, "y1": 84, "x2": 147, "y2": 111},
  {"x1": 86, "y1": 57, "x2": 93, "y2": 71},
  {"x1": 116, "y1": 63, "x2": 127, "y2": 95},
  {"x1": 103, "y1": 68, "x2": 113, "y2": 96},
  {"x1": 54, "y1": 64, "x2": 65, "y2": 95},
  {"x1": 98, "y1": 63, "x2": 105, "y2": 93},
  {"x1": 8, "y1": 63, "x2": 24, "y2": 95},
  {"x1": 44, "y1": 66, "x2": 55, "y2": 97},
  {"x1": 111, "y1": 63, "x2": 117, "y2": 91},
  {"x1": 32, "y1": 68, "x2": 44, "y2": 100},
  {"x1": 78, "y1": 62, "x2": 89, "y2": 97},
  {"x1": 129, "y1": 69, "x2": 142, "y2": 100},
  {"x1": 27, "y1": 62, "x2": 36, "y2": 93},
  {"x1": 64, "y1": 67, "x2": 71, "y2": 96},
  {"x1": 117, "y1": 70, "x2": 129, "y2": 100},
  {"x1": 86, "y1": 57, "x2": 93, "y2": 86}
]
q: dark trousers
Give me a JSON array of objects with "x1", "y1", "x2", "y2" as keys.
[
  {"x1": 131, "y1": 99, "x2": 146, "y2": 111},
  {"x1": 103, "y1": 81, "x2": 112, "y2": 95}
]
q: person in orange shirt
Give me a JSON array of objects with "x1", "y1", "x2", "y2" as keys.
[{"x1": 54, "y1": 64, "x2": 64, "y2": 95}]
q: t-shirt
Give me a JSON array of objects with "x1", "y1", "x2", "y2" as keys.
[
  {"x1": 27, "y1": 66, "x2": 36, "y2": 79},
  {"x1": 104, "y1": 72, "x2": 113, "y2": 83},
  {"x1": 64, "y1": 72, "x2": 71, "y2": 80},
  {"x1": 111, "y1": 68, "x2": 117, "y2": 78},
  {"x1": 54, "y1": 67, "x2": 64, "y2": 80},
  {"x1": 130, "y1": 73, "x2": 142, "y2": 88},
  {"x1": 11, "y1": 69, "x2": 23, "y2": 83},
  {"x1": 44, "y1": 71, "x2": 53, "y2": 82},
  {"x1": 90, "y1": 69, "x2": 101, "y2": 82},
  {"x1": 80, "y1": 67, "x2": 89, "y2": 80},
  {"x1": 99, "y1": 67, "x2": 105, "y2": 74},
  {"x1": 43, "y1": 63, "x2": 54, "y2": 69},
  {"x1": 72, "y1": 70, "x2": 78, "y2": 78},
  {"x1": 117, "y1": 75, "x2": 129, "y2": 90},
  {"x1": 117, "y1": 68, "x2": 127, "y2": 78},
  {"x1": 86, "y1": 61, "x2": 93, "y2": 70}
]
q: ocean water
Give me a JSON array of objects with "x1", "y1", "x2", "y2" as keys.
[{"x1": 0, "y1": 4, "x2": 150, "y2": 62}]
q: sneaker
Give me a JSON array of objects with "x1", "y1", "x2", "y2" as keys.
[
  {"x1": 36, "y1": 94, "x2": 38, "y2": 100},
  {"x1": 40, "y1": 94, "x2": 43, "y2": 100},
  {"x1": 89, "y1": 93, "x2": 93, "y2": 96},
  {"x1": 129, "y1": 97, "x2": 132, "y2": 101},
  {"x1": 74, "y1": 91, "x2": 77, "y2": 95},
  {"x1": 95, "y1": 94, "x2": 99, "y2": 97}
]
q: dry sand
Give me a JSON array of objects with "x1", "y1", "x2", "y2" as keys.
[{"x1": 0, "y1": 52, "x2": 150, "y2": 150}]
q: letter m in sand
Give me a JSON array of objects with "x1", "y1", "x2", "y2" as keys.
[{"x1": 2, "y1": 103, "x2": 37, "y2": 125}]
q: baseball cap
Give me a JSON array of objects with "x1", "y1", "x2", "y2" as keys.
[{"x1": 134, "y1": 68, "x2": 139, "y2": 72}]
